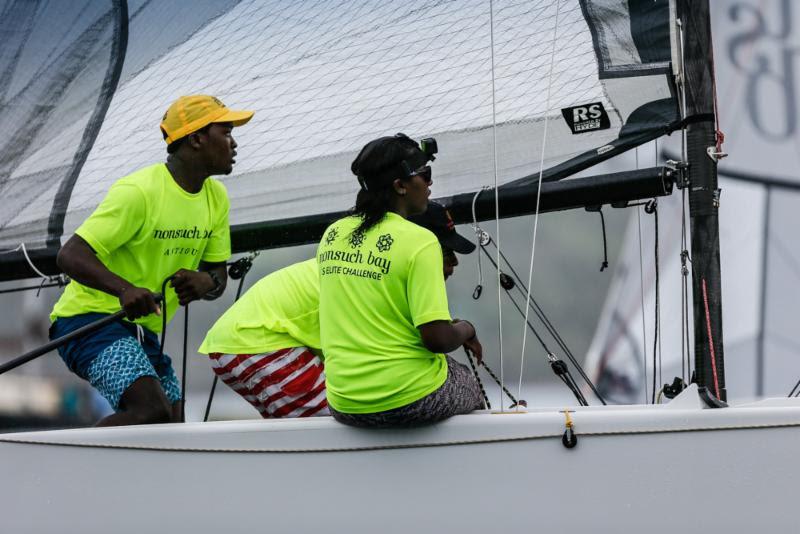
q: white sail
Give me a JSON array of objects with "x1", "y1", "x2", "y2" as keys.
[{"x1": 1, "y1": 0, "x2": 677, "y2": 273}]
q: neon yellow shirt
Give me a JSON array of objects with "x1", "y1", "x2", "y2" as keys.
[
  {"x1": 199, "y1": 259, "x2": 320, "y2": 355},
  {"x1": 51, "y1": 163, "x2": 231, "y2": 333},
  {"x1": 317, "y1": 212, "x2": 451, "y2": 414}
]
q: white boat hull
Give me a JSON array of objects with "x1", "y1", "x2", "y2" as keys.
[{"x1": 1, "y1": 389, "x2": 798, "y2": 533}]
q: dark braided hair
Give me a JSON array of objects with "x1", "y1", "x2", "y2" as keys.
[{"x1": 350, "y1": 135, "x2": 421, "y2": 235}]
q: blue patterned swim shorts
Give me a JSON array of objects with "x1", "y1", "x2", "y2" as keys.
[{"x1": 50, "y1": 313, "x2": 181, "y2": 410}]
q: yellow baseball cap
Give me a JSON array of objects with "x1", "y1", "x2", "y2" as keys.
[{"x1": 160, "y1": 95, "x2": 254, "y2": 144}]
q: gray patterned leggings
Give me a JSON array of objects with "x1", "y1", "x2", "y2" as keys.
[{"x1": 329, "y1": 356, "x2": 484, "y2": 428}]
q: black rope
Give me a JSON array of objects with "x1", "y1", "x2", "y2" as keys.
[
  {"x1": 479, "y1": 358, "x2": 525, "y2": 409},
  {"x1": 180, "y1": 305, "x2": 189, "y2": 422},
  {"x1": 550, "y1": 359, "x2": 588, "y2": 406},
  {"x1": 790, "y1": 379, "x2": 800, "y2": 397},
  {"x1": 479, "y1": 250, "x2": 553, "y2": 353},
  {"x1": 645, "y1": 199, "x2": 660, "y2": 404},
  {"x1": 478, "y1": 242, "x2": 606, "y2": 405},
  {"x1": 158, "y1": 276, "x2": 173, "y2": 362},
  {"x1": 203, "y1": 255, "x2": 255, "y2": 422},
  {"x1": 598, "y1": 209, "x2": 609, "y2": 272},
  {"x1": 464, "y1": 348, "x2": 491, "y2": 410}
]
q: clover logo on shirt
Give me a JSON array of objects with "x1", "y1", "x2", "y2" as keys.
[
  {"x1": 349, "y1": 230, "x2": 366, "y2": 249},
  {"x1": 375, "y1": 233, "x2": 393, "y2": 252},
  {"x1": 325, "y1": 228, "x2": 339, "y2": 245}
]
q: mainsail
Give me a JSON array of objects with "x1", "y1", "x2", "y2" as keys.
[{"x1": 1, "y1": 0, "x2": 679, "y2": 281}]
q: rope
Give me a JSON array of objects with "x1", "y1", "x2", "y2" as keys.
[
  {"x1": 550, "y1": 359, "x2": 588, "y2": 407},
  {"x1": 204, "y1": 254, "x2": 257, "y2": 421},
  {"x1": 180, "y1": 305, "x2": 189, "y2": 422},
  {"x1": 478, "y1": 355, "x2": 524, "y2": 409},
  {"x1": 707, "y1": 19, "x2": 725, "y2": 156},
  {"x1": 471, "y1": 187, "x2": 490, "y2": 300},
  {"x1": 598, "y1": 209, "x2": 609, "y2": 271},
  {"x1": 476, "y1": 244, "x2": 603, "y2": 406},
  {"x1": 518, "y1": 0, "x2": 561, "y2": 406},
  {"x1": 634, "y1": 149, "x2": 649, "y2": 404},
  {"x1": 203, "y1": 273, "x2": 249, "y2": 422},
  {"x1": 645, "y1": 199, "x2": 660, "y2": 404},
  {"x1": 0, "y1": 243, "x2": 67, "y2": 287},
  {"x1": 464, "y1": 348, "x2": 491, "y2": 410},
  {"x1": 488, "y1": 0, "x2": 506, "y2": 412},
  {"x1": 20, "y1": 243, "x2": 50, "y2": 280},
  {"x1": 158, "y1": 276, "x2": 173, "y2": 362}
]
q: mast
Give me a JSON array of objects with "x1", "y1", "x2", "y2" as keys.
[{"x1": 679, "y1": 0, "x2": 726, "y2": 401}]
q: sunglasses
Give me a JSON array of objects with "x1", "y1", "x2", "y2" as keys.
[{"x1": 412, "y1": 165, "x2": 432, "y2": 182}]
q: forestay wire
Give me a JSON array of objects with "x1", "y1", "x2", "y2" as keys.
[{"x1": 517, "y1": 0, "x2": 561, "y2": 406}]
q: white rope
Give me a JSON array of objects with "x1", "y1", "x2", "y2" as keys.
[
  {"x1": 488, "y1": 0, "x2": 505, "y2": 411},
  {"x1": 517, "y1": 0, "x2": 561, "y2": 405},
  {"x1": 20, "y1": 243, "x2": 52, "y2": 280},
  {"x1": 1, "y1": 243, "x2": 56, "y2": 281},
  {"x1": 636, "y1": 147, "x2": 649, "y2": 404},
  {"x1": 0, "y1": 244, "x2": 23, "y2": 255}
]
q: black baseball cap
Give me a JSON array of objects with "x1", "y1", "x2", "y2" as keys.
[
  {"x1": 352, "y1": 133, "x2": 432, "y2": 191},
  {"x1": 409, "y1": 201, "x2": 476, "y2": 254}
]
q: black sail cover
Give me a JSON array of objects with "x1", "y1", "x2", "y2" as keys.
[{"x1": 0, "y1": 0, "x2": 679, "y2": 281}]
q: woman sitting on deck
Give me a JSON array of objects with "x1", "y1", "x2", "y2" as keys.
[{"x1": 317, "y1": 134, "x2": 484, "y2": 428}]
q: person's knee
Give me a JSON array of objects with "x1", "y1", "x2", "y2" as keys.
[
  {"x1": 132, "y1": 400, "x2": 172, "y2": 424},
  {"x1": 119, "y1": 377, "x2": 173, "y2": 424}
]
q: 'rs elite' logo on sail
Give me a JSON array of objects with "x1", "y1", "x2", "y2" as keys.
[{"x1": 561, "y1": 103, "x2": 610, "y2": 134}]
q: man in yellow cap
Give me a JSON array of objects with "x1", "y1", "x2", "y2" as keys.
[{"x1": 49, "y1": 95, "x2": 253, "y2": 427}]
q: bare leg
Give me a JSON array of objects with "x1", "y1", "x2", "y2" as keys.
[{"x1": 96, "y1": 376, "x2": 172, "y2": 427}]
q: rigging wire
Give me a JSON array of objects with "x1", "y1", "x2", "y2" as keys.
[
  {"x1": 517, "y1": 0, "x2": 561, "y2": 407},
  {"x1": 0, "y1": 281, "x2": 65, "y2": 295},
  {"x1": 655, "y1": 144, "x2": 663, "y2": 394},
  {"x1": 488, "y1": 0, "x2": 506, "y2": 412},
  {"x1": 477, "y1": 238, "x2": 604, "y2": 405},
  {"x1": 678, "y1": 15, "x2": 693, "y2": 386}
]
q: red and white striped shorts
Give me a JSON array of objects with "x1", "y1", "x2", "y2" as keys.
[{"x1": 208, "y1": 347, "x2": 329, "y2": 418}]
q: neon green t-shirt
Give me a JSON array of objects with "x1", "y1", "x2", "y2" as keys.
[
  {"x1": 51, "y1": 163, "x2": 231, "y2": 333},
  {"x1": 198, "y1": 259, "x2": 320, "y2": 355},
  {"x1": 317, "y1": 212, "x2": 451, "y2": 414}
]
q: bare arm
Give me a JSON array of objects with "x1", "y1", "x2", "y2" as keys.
[
  {"x1": 418, "y1": 319, "x2": 482, "y2": 363},
  {"x1": 56, "y1": 235, "x2": 160, "y2": 320}
]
